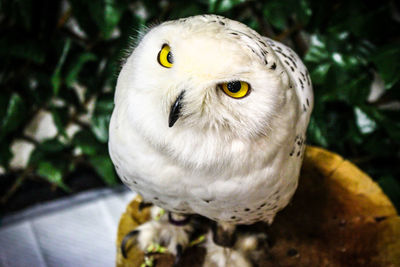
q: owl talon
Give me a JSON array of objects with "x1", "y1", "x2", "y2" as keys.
[
  {"x1": 234, "y1": 231, "x2": 270, "y2": 263},
  {"x1": 120, "y1": 230, "x2": 140, "y2": 258},
  {"x1": 173, "y1": 244, "x2": 183, "y2": 267},
  {"x1": 168, "y1": 212, "x2": 191, "y2": 226},
  {"x1": 128, "y1": 206, "x2": 194, "y2": 259},
  {"x1": 139, "y1": 201, "x2": 153, "y2": 211},
  {"x1": 204, "y1": 231, "x2": 252, "y2": 267}
]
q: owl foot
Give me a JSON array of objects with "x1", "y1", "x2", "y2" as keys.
[
  {"x1": 121, "y1": 206, "x2": 193, "y2": 261},
  {"x1": 203, "y1": 231, "x2": 252, "y2": 267},
  {"x1": 234, "y1": 230, "x2": 270, "y2": 264},
  {"x1": 204, "y1": 226, "x2": 270, "y2": 267}
]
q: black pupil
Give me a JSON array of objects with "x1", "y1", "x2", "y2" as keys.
[
  {"x1": 167, "y1": 52, "x2": 173, "y2": 63},
  {"x1": 227, "y1": 81, "x2": 242, "y2": 93}
]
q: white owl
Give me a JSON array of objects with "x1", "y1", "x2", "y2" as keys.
[{"x1": 109, "y1": 14, "x2": 313, "y2": 266}]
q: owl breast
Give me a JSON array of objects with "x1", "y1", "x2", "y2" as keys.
[{"x1": 109, "y1": 113, "x2": 303, "y2": 224}]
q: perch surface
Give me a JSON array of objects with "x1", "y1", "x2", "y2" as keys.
[{"x1": 116, "y1": 146, "x2": 400, "y2": 266}]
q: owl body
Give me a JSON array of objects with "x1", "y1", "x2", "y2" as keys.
[{"x1": 109, "y1": 15, "x2": 313, "y2": 225}]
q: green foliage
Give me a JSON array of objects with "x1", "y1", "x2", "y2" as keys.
[
  {"x1": 1, "y1": 0, "x2": 399, "y2": 208},
  {"x1": 1, "y1": 93, "x2": 26, "y2": 139},
  {"x1": 37, "y1": 161, "x2": 71, "y2": 192}
]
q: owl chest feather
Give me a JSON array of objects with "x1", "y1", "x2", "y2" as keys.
[{"x1": 109, "y1": 115, "x2": 302, "y2": 224}]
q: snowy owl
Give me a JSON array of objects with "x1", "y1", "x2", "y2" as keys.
[{"x1": 109, "y1": 14, "x2": 313, "y2": 266}]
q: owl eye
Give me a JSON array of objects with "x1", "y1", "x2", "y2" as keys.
[
  {"x1": 220, "y1": 81, "x2": 250, "y2": 99},
  {"x1": 157, "y1": 44, "x2": 173, "y2": 68}
]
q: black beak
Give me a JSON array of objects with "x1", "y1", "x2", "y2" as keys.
[{"x1": 168, "y1": 90, "x2": 185, "y2": 127}]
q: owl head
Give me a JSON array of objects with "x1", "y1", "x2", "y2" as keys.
[{"x1": 113, "y1": 15, "x2": 299, "y2": 167}]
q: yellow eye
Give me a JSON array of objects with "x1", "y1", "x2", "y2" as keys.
[
  {"x1": 221, "y1": 81, "x2": 250, "y2": 99},
  {"x1": 157, "y1": 44, "x2": 173, "y2": 68}
]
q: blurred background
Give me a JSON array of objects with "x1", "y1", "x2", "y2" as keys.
[{"x1": 1, "y1": 0, "x2": 399, "y2": 217}]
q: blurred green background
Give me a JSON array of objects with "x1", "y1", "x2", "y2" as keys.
[{"x1": 1, "y1": 0, "x2": 399, "y2": 214}]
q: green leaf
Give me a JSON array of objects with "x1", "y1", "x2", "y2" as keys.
[
  {"x1": 68, "y1": 0, "x2": 97, "y2": 38},
  {"x1": 169, "y1": 2, "x2": 206, "y2": 19},
  {"x1": 29, "y1": 147, "x2": 45, "y2": 166},
  {"x1": 37, "y1": 161, "x2": 70, "y2": 192},
  {"x1": 208, "y1": 0, "x2": 219, "y2": 13},
  {"x1": 378, "y1": 175, "x2": 400, "y2": 209},
  {"x1": 337, "y1": 73, "x2": 370, "y2": 105},
  {"x1": 263, "y1": 0, "x2": 311, "y2": 30},
  {"x1": 371, "y1": 44, "x2": 400, "y2": 90},
  {"x1": 209, "y1": 0, "x2": 245, "y2": 13},
  {"x1": 307, "y1": 116, "x2": 329, "y2": 147},
  {"x1": 0, "y1": 93, "x2": 25, "y2": 140},
  {"x1": 51, "y1": 39, "x2": 71, "y2": 95},
  {"x1": 28, "y1": 139, "x2": 67, "y2": 168},
  {"x1": 92, "y1": 115, "x2": 110, "y2": 143},
  {"x1": 361, "y1": 107, "x2": 400, "y2": 142},
  {"x1": 327, "y1": 4, "x2": 394, "y2": 43},
  {"x1": 310, "y1": 63, "x2": 331, "y2": 84},
  {"x1": 304, "y1": 35, "x2": 329, "y2": 63},
  {"x1": 0, "y1": 142, "x2": 12, "y2": 167},
  {"x1": 91, "y1": 93, "x2": 114, "y2": 143},
  {"x1": 51, "y1": 107, "x2": 68, "y2": 138},
  {"x1": 89, "y1": 154, "x2": 118, "y2": 185},
  {"x1": 40, "y1": 139, "x2": 66, "y2": 152},
  {"x1": 296, "y1": 0, "x2": 312, "y2": 25},
  {"x1": 73, "y1": 130, "x2": 100, "y2": 156},
  {"x1": 263, "y1": 1, "x2": 287, "y2": 30},
  {"x1": 66, "y1": 53, "x2": 97, "y2": 87},
  {"x1": 87, "y1": 0, "x2": 124, "y2": 40}
]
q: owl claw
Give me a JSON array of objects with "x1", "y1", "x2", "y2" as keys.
[
  {"x1": 234, "y1": 231, "x2": 270, "y2": 264},
  {"x1": 120, "y1": 230, "x2": 140, "y2": 258},
  {"x1": 204, "y1": 231, "x2": 252, "y2": 267},
  {"x1": 204, "y1": 224, "x2": 271, "y2": 267},
  {"x1": 168, "y1": 212, "x2": 191, "y2": 226},
  {"x1": 173, "y1": 244, "x2": 183, "y2": 267},
  {"x1": 139, "y1": 201, "x2": 153, "y2": 211},
  {"x1": 121, "y1": 206, "x2": 193, "y2": 261}
]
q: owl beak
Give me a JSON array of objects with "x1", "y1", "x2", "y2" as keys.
[{"x1": 168, "y1": 90, "x2": 185, "y2": 127}]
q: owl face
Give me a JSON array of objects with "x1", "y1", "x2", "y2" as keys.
[{"x1": 115, "y1": 16, "x2": 296, "y2": 163}]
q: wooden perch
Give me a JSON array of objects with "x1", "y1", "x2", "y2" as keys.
[{"x1": 116, "y1": 146, "x2": 400, "y2": 266}]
